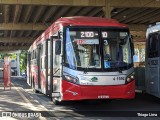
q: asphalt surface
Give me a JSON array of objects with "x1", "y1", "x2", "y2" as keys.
[{"x1": 1, "y1": 77, "x2": 160, "y2": 120}]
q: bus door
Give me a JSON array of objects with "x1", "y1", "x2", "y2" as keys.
[
  {"x1": 37, "y1": 44, "x2": 42, "y2": 90},
  {"x1": 50, "y1": 34, "x2": 62, "y2": 98},
  {"x1": 46, "y1": 39, "x2": 51, "y2": 95},
  {"x1": 41, "y1": 43, "x2": 47, "y2": 94},
  {"x1": 146, "y1": 33, "x2": 160, "y2": 96}
]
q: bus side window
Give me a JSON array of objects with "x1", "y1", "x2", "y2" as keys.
[
  {"x1": 53, "y1": 32, "x2": 61, "y2": 76},
  {"x1": 148, "y1": 34, "x2": 158, "y2": 58},
  {"x1": 32, "y1": 50, "x2": 34, "y2": 59},
  {"x1": 55, "y1": 40, "x2": 61, "y2": 55},
  {"x1": 41, "y1": 44, "x2": 45, "y2": 69}
]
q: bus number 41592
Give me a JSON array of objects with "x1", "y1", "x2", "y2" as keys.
[{"x1": 113, "y1": 77, "x2": 125, "y2": 80}]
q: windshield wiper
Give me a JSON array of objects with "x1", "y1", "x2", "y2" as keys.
[
  {"x1": 117, "y1": 67, "x2": 122, "y2": 73},
  {"x1": 114, "y1": 62, "x2": 124, "y2": 73},
  {"x1": 83, "y1": 65, "x2": 89, "y2": 74}
]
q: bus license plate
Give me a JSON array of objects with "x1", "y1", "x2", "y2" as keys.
[{"x1": 98, "y1": 95, "x2": 109, "y2": 99}]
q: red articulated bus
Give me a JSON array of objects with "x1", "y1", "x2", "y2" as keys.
[{"x1": 27, "y1": 16, "x2": 135, "y2": 105}]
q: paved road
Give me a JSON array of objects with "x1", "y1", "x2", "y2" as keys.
[{"x1": 1, "y1": 77, "x2": 160, "y2": 120}]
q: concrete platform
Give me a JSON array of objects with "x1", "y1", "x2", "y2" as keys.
[{"x1": 0, "y1": 77, "x2": 49, "y2": 120}]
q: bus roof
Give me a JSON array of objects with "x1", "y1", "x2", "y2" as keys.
[
  {"x1": 146, "y1": 22, "x2": 160, "y2": 37},
  {"x1": 54, "y1": 16, "x2": 127, "y2": 27},
  {"x1": 29, "y1": 16, "x2": 128, "y2": 51}
]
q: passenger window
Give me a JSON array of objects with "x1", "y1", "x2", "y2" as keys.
[{"x1": 148, "y1": 33, "x2": 159, "y2": 58}]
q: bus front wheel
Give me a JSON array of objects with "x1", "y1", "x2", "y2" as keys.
[{"x1": 52, "y1": 98, "x2": 61, "y2": 105}]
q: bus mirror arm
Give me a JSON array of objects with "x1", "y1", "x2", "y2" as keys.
[{"x1": 52, "y1": 35, "x2": 59, "y2": 39}]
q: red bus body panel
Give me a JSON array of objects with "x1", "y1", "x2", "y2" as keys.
[
  {"x1": 62, "y1": 80, "x2": 135, "y2": 101},
  {"x1": 31, "y1": 65, "x2": 38, "y2": 84}
]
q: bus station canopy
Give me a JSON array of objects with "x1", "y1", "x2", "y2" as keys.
[{"x1": 0, "y1": 0, "x2": 159, "y2": 51}]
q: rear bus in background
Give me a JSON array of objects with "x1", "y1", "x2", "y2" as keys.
[
  {"x1": 145, "y1": 23, "x2": 160, "y2": 98},
  {"x1": 27, "y1": 16, "x2": 135, "y2": 105}
]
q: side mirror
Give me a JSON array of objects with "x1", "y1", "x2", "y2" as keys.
[{"x1": 55, "y1": 40, "x2": 61, "y2": 55}]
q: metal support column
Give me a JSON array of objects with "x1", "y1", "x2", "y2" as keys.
[
  {"x1": 16, "y1": 53, "x2": 20, "y2": 76},
  {"x1": 103, "y1": 0, "x2": 113, "y2": 18}
]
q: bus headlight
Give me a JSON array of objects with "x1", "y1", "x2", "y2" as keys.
[
  {"x1": 126, "y1": 72, "x2": 135, "y2": 84},
  {"x1": 64, "y1": 75, "x2": 79, "y2": 84}
]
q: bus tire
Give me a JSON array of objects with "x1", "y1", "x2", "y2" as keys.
[
  {"x1": 52, "y1": 98, "x2": 61, "y2": 105},
  {"x1": 33, "y1": 89, "x2": 39, "y2": 93},
  {"x1": 32, "y1": 77, "x2": 39, "y2": 93}
]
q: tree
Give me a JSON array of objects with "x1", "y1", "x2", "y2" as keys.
[
  {"x1": 0, "y1": 50, "x2": 28, "y2": 75},
  {"x1": 20, "y1": 50, "x2": 27, "y2": 73},
  {"x1": 0, "y1": 54, "x2": 4, "y2": 59}
]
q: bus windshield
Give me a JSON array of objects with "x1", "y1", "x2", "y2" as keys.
[
  {"x1": 102, "y1": 30, "x2": 132, "y2": 70},
  {"x1": 65, "y1": 27, "x2": 132, "y2": 71}
]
